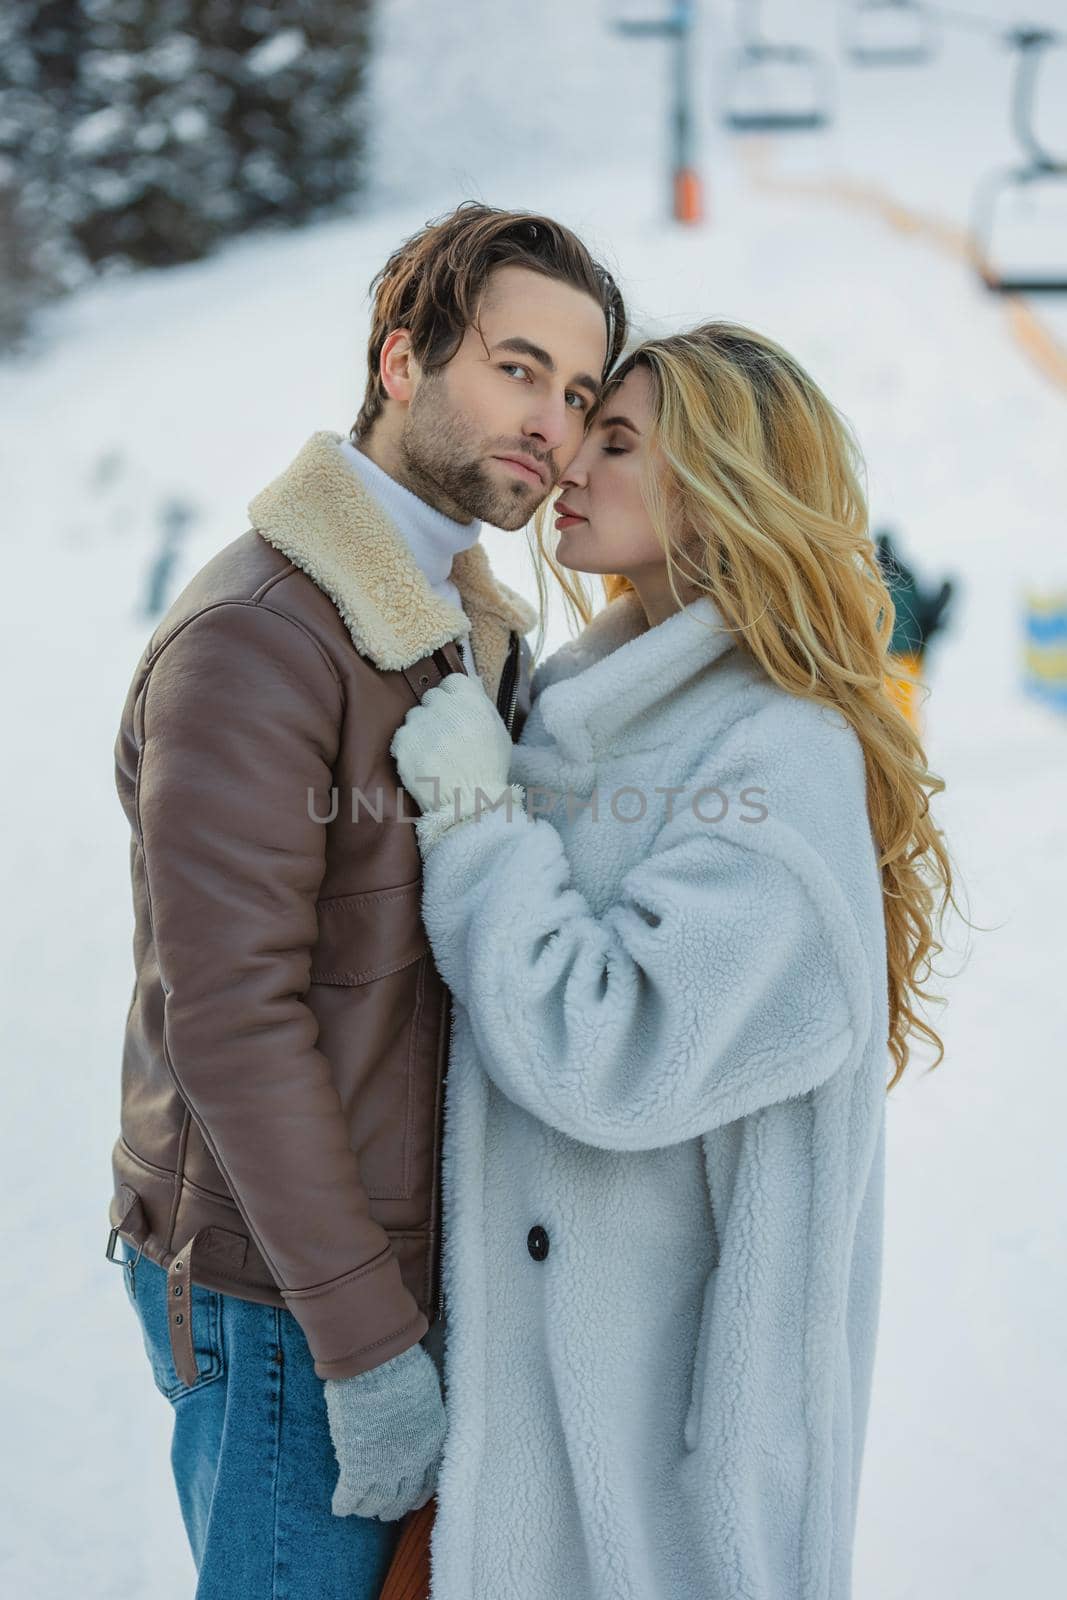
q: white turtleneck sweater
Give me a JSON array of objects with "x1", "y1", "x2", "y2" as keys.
[{"x1": 339, "y1": 438, "x2": 480, "y2": 675}]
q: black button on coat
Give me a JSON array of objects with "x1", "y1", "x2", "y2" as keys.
[{"x1": 527, "y1": 1225, "x2": 549, "y2": 1261}]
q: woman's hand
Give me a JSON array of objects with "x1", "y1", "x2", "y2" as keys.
[{"x1": 389, "y1": 673, "x2": 524, "y2": 854}]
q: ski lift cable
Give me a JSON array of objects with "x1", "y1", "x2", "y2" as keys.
[
  {"x1": 906, "y1": 4, "x2": 1064, "y2": 47},
  {"x1": 918, "y1": 4, "x2": 1014, "y2": 37},
  {"x1": 833, "y1": 1, "x2": 1064, "y2": 48}
]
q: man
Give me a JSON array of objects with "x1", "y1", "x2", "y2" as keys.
[{"x1": 105, "y1": 201, "x2": 626, "y2": 1597}]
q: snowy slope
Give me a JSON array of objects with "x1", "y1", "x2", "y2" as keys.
[{"x1": 2, "y1": 3, "x2": 1065, "y2": 1594}]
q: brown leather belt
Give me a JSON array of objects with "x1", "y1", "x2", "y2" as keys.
[
  {"x1": 106, "y1": 1185, "x2": 248, "y2": 1386},
  {"x1": 163, "y1": 1226, "x2": 248, "y2": 1385}
]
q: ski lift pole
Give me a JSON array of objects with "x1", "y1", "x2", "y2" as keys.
[
  {"x1": 614, "y1": 2, "x2": 703, "y2": 224},
  {"x1": 671, "y1": 2, "x2": 702, "y2": 222}
]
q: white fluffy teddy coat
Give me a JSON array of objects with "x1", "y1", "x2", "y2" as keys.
[{"x1": 421, "y1": 588, "x2": 889, "y2": 1600}]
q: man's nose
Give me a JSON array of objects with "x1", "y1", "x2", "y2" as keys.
[{"x1": 521, "y1": 393, "x2": 574, "y2": 454}]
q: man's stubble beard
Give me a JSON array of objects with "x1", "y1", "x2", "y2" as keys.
[{"x1": 398, "y1": 372, "x2": 551, "y2": 530}]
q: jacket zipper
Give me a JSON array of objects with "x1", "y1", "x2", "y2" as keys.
[
  {"x1": 427, "y1": 634, "x2": 518, "y2": 1325},
  {"x1": 496, "y1": 632, "x2": 520, "y2": 736},
  {"x1": 432, "y1": 990, "x2": 451, "y2": 1322}
]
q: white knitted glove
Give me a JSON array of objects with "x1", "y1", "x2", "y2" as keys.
[
  {"x1": 390, "y1": 672, "x2": 525, "y2": 856},
  {"x1": 325, "y1": 1342, "x2": 447, "y2": 1522}
]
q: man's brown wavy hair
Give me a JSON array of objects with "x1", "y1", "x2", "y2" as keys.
[{"x1": 351, "y1": 201, "x2": 628, "y2": 441}]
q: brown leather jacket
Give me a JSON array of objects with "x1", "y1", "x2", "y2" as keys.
[{"x1": 105, "y1": 430, "x2": 536, "y2": 1384}]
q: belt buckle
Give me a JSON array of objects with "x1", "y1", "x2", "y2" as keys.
[{"x1": 106, "y1": 1225, "x2": 145, "y2": 1294}]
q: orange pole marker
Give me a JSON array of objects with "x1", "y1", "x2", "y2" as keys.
[{"x1": 674, "y1": 168, "x2": 704, "y2": 225}]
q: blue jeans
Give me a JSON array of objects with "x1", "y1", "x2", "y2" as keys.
[{"x1": 118, "y1": 1237, "x2": 401, "y2": 1599}]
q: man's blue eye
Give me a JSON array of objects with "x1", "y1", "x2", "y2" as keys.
[{"x1": 501, "y1": 366, "x2": 588, "y2": 412}]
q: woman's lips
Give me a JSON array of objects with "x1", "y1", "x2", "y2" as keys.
[{"x1": 554, "y1": 501, "x2": 587, "y2": 530}]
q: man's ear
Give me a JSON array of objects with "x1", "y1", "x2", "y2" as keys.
[{"x1": 380, "y1": 329, "x2": 421, "y2": 406}]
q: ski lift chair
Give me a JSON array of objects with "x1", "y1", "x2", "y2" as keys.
[
  {"x1": 842, "y1": 0, "x2": 938, "y2": 68},
  {"x1": 722, "y1": 0, "x2": 834, "y2": 132},
  {"x1": 971, "y1": 29, "x2": 1067, "y2": 293}
]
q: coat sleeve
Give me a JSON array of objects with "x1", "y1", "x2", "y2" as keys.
[
  {"x1": 418, "y1": 765, "x2": 874, "y2": 1148},
  {"x1": 135, "y1": 601, "x2": 427, "y2": 1377}
]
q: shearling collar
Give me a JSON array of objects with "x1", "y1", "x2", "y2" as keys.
[
  {"x1": 248, "y1": 430, "x2": 538, "y2": 694},
  {"x1": 526, "y1": 588, "x2": 741, "y2": 766}
]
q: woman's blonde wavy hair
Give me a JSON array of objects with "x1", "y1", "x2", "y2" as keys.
[{"x1": 529, "y1": 321, "x2": 969, "y2": 1091}]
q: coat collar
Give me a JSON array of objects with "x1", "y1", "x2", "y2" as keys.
[
  {"x1": 528, "y1": 588, "x2": 741, "y2": 765},
  {"x1": 247, "y1": 430, "x2": 538, "y2": 691}
]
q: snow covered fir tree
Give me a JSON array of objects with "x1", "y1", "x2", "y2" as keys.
[{"x1": 0, "y1": 0, "x2": 375, "y2": 345}]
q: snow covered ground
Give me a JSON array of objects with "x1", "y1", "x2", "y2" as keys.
[{"x1": 2, "y1": 2, "x2": 1065, "y2": 1594}]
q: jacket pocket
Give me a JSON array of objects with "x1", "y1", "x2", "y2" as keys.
[
  {"x1": 307, "y1": 881, "x2": 440, "y2": 1207},
  {"x1": 309, "y1": 880, "x2": 428, "y2": 986},
  {"x1": 120, "y1": 1238, "x2": 225, "y2": 1401}
]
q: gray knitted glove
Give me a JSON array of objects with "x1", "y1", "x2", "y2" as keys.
[{"x1": 325, "y1": 1341, "x2": 447, "y2": 1522}]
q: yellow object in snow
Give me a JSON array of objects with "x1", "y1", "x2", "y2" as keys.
[
  {"x1": 1023, "y1": 590, "x2": 1067, "y2": 713},
  {"x1": 885, "y1": 650, "x2": 923, "y2": 727}
]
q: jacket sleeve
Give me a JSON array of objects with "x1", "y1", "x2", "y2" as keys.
[
  {"x1": 135, "y1": 601, "x2": 427, "y2": 1377},
  {"x1": 417, "y1": 765, "x2": 875, "y2": 1148}
]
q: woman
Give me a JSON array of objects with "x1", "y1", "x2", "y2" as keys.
[{"x1": 388, "y1": 323, "x2": 956, "y2": 1599}]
